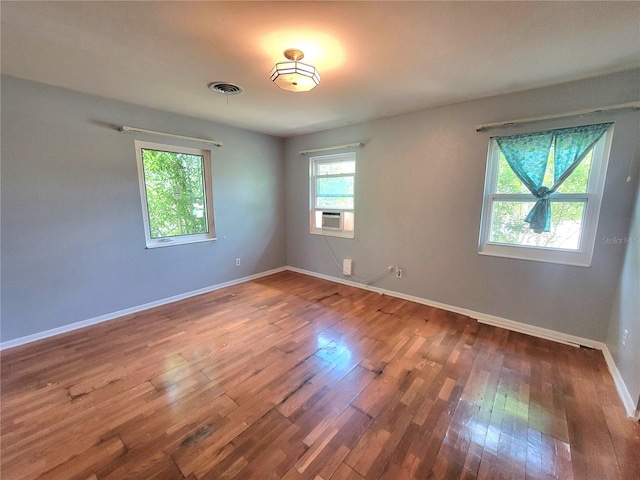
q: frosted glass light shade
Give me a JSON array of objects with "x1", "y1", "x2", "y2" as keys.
[{"x1": 270, "y1": 60, "x2": 320, "y2": 92}]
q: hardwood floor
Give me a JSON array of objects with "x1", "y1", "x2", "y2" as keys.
[{"x1": 2, "y1": 271, "x2": 639, "y2": 479}]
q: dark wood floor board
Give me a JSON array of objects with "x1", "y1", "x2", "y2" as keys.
[
  {"x1": 347, "y1": 365, "x2": 433, "y2": 478},
  {"x1": 197, "y1": 409, "x2": 292, "y2": 479},
  {"x1": 289, "y1": 405, "x2": 371, "y2": 478},
  {"x1": 431, "y1": 398, "x2": 483, "y2": 479},
  {"x1": 2, "y1": 271, "x2": 638, "y2": 479},
  {"x1": 229, "y1": 423, "x2": 304, "y2": 480},
  {"x1": 276, "y1": 360, "x2": 346, "y2": 420},
  {"x1": 330, "y1": 462, "x2": 367, "y2": 480},
  {"x1": 2, "y1": 434, "x2": 125, "y2": 480},
  {"x1": 131, "y1": 454, "x2": 186, "y2": 480},
  {"x1": 2, "y1": 407, "x2": 104, "y2": 477},
  {"x1": 602, "y1": 404, "x2": 640, "y2": 479},
  {"x1": 118, "y1": 389, "x2": 236, "y2": 450}
]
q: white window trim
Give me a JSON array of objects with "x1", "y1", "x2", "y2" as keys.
[
  {"x1": 135, "y1": 140, "x2": 216, "y2": 248},
  {"x1": 478, "y1": 125, "x2": 614, "y2": 267},
  {"x1": 309, "y1": 152, "x2": 356, "y2": 239}
]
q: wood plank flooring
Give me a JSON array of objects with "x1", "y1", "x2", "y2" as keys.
[{"x1": 2, "y1": 271, "x2": 639, "y2": 479}]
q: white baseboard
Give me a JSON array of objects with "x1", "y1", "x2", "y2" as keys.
[
  {"x1": 473, "y1": 313, "x2": 604, "y2": 350},
  {"x1": 602, "y1": 345, "x2": 639, "y2": 419},
  {"x1": 287, "y1": 266, "x2": 639, "y2": 418},
  {"x1": 0, "y1": 267, "x2": 287, "y2": 351}
]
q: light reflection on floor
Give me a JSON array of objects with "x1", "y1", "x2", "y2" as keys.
[
  {"x1": 315, "y1": 333, "x2": 352, "y2": 370},
  {"x1": 451, "y1": 397, "x2": 572, "y2": 475}
]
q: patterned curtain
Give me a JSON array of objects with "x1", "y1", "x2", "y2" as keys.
[{"x1": 496, "y1": 123, "x2": 612, "y2": 233}]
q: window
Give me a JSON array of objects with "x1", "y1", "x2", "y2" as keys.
[
  {"x1": 135, "y1": 140, "x2": 215, "y2": 248},
  {"x1": 310, "y1": 152, "x2": 356, "y2": 238},
  {"x1": 479, "y1": 123, "x2": 613, "y2": 266}
]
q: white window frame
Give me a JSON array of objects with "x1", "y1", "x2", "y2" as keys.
[
  {"x1": 309, "y1": 152, "x2": 356, "y2": 239},
  {"x1": 478, "y1": 125, "x2": 614, "y2": 267},
  {"x1": 135, "y1": 140, "x2": 216, "y2": 248}
]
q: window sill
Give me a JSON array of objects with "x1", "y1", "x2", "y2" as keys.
[
  {"x1": 145, "y1": 236, "x2": 217, "y2": 249},
  {"x1": 310, "y1": 229, "x2": 354, "y2": 239},
  {"x1": 478, "y1": 244, "x2": 592, "y2": 267}
]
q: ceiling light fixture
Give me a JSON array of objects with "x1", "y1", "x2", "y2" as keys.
[{"x1": 270, "y1": 48, "x2": 320, "y2": 92}]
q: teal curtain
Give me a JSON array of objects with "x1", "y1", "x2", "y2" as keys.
[{"x1": 496, "y1": 123, "x2": 612, "y2": 233}]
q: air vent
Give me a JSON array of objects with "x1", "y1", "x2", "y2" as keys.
[{"x1": 208, "y1": 82, "x2": 243, "y2": 95}]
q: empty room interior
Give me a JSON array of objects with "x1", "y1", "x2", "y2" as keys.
[{"x1": 2, "y1": 2, "x2": 640, "y2": 479}]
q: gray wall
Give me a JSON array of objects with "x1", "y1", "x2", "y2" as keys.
[
  {"x1": 606, "y1": 177, "x2": 640, "y2": 409},
  {"x1": 3, "y1": 70, "x2": 639, "y2": 349},
  {"x1": 1, "y1": 76, "x2": 286, "y2": 342},
  {"x1": 285, "y1": 69, "x2": 640, "y2": 342}
]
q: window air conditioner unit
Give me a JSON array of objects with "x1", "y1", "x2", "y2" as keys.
[{"x1": 321, "y1": 211, "x2": 343, "y2": 230}]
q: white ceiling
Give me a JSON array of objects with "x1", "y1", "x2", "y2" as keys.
[{"x1": 2, "y1": 1, "x2": 639, "y2": 137}]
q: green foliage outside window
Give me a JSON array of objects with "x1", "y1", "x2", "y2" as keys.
[
  {"x1": 491, "y1": 149, "x2": 592, "y2": 249},
  {"x1": 141, "y1": 149, "x2": 208, "y2": 238},
  {"x1": 316, "y1": 176, "x2": 354, "y2": 209}
]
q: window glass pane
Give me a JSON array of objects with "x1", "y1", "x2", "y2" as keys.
[
  {"x1": 316, "y1": 160, "x2": 355, "y2": 176},
  {"x1": 317, "y1": 196, "x2": 354, "y2": 209},
  {"x1": 496, "y1": 146, "x2": 592, "y2": 195},
  {"x1": 496, "y1": 152, "x2": 530, "y2": 194},
  {"x1": 316, "y1": 173, "x2": 354, "y2": 209},
  {"x1": 542, "y1": 146, "x2": 554, "y2": 187},
  {"x1": 489, "y1": 200, "x2": 586, "y2": 250},
  {"x1": 556, "y1": 149, "x2": 592, "y2": 193},
  {"x1": 316, "y1": 176, "x2": 354, "y2": 198},
  {"x1": 142, "y1": 149, "x2": 208, "y2": 238}
]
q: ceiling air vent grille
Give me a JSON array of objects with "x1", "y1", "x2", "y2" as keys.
[{"x1": 208, "y1": 82, "x2": 243, "y2": 95}]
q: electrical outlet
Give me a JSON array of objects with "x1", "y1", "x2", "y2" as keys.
[
  {"x1": 622, "y1": 329, "x2": 629, "y2": 347},
  {"x1": 235, "y1": 258, "x2": 241, "y2": 267},
  {"x1": 395, "y1": 267, "x2": 403, "y2": 278}
]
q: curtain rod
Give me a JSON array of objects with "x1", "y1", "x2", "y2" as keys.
[
  {"x1": 299, "y1": 142, "x2": 364, "y2": 155},
  {"x1": 118, "y1": 125, "x2": 223, "y2": 147},
  {"x1": 475, "y1": 101, "x2": 640, "y2": 132}
]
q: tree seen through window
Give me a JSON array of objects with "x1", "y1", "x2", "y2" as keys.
[{"x1": 141, "y1": 149, "x2": 208, "y2": 238}]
